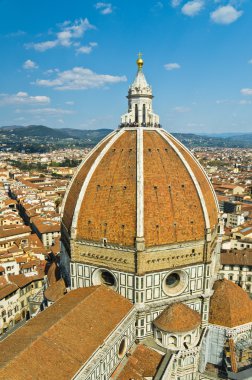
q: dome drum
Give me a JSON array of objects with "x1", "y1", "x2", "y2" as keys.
[
  {"x1": 154, "y1": 325, "x2": 200, "y2": 351},
  {"x1": 153, "y1": 302, "x2": 202, "y2": 351}
]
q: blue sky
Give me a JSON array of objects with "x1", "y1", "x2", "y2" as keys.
[{"x1": 1, "y1": 0, "x2": 252, "y2": 133}]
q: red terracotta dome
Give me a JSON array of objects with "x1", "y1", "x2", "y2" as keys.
[
  {"x1": 153, "y1": 302, "x2": 201, "y2": 333},
  {"x1": 209, "y1": 279, "x2": 252, "y2": 328},
  {"x1": 62, "y1": 128, "x2": 218, "y2": 249}
]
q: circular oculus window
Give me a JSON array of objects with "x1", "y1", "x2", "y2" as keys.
[
  {"x1": 92, "y1": 268, "x2": 117, "y2": 289},
  {"x1": 163, "y1": 270, "x2": 188, "y2": 296}
]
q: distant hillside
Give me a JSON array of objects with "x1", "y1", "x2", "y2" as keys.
[
  {"x1": 172, "y1": 132, "x2": 252, "y2": 148},
  {"x1": 60, "y1": 128, "x2": 113, "y2": 143},
  {"x1": 0, "y1": 125, "x2": 252, "y2": 149},
  {"x1": 0, "y1": 125, "x2": 69, "y2": 138},
  {"x1": 0, "y1": 125, "x2": 113, "y2": 144},
  {"x1": 228, "y1": 133, "x2": 252, "y2": 143}
]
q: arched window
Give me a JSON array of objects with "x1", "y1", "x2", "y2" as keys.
[
  {"x1": 156, "y1": 330, "x2": 162, "y2": 344},
  {"x1": 143, "y1": 104, "x2": 146, "y2": 124},
  {"x1": 135, "y1": 104, "x2": 138, "y2": 123},
  {"x1": 169, "y1": 335, "x2": 177, "y2": 347},
  {"x1": 184, "y1": 334, "x2": 191, "y2": 347}
]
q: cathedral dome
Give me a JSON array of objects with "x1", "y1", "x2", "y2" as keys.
[
  {"x1": 61, "y1": 58, "x2": 218, "y2": 252},
  {"x1": 209, "y1": 279, "x2": 252, "y2": 328},
  {"x1": 153, "y1": 302, "x2": 201, "y2": 333},
  {"x1": 62, "y1": 127, "x2": 218, "y2": 249}
]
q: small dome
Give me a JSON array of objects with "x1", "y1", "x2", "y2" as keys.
[
  {"x1": 209, "y1": 279, "x2": 252, "y2": 328},
  {"x1": 153, "y1": 303, "x2": 201, "y2": 333}
]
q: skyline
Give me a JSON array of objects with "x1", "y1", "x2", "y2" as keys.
[{"x1": 1, "y1": 0, "x2": 252, "y2": 133}]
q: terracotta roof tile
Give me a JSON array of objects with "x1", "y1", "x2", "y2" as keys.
[
  {"x1": 143, "y1": 131, "x2": 206, "y2": 246},
  {"x1": 32, "y1": 217, "x2": 60, "y2": 234},
  {"x1": 116, "y1": 344, "x2": 163, "y2": 380},
  {"x1": 153, "y1": 302, "x2": 201, "y2": 333},
  {"x1": 0, "y1": 225, "x2": 31, "y2": 239},
  {"x1": 209, "y1": 279, "x2": 252, "y2": 327},
  {"x1": 63, "y1": 129, "x2": 218, "y2": 248},
  {"x1": 77, "y1": 131, "x2": 137, "y2": 247},
  {"x1": 8, "y1": 274, "x2": 33, "y2": 288},
  {"x1": 63, "y1": 134, "x2": 114, "y2": 233},
  {"x1": 0, "y1": 286, "x2": 133, "y2": 380},
  {"x1": 167, "y1": 132, "x2": 218, "y2": 230},
  {"x1": 221, "y1": 249, "x2": 252, "y2": 266},
  {"x1": 0, "y1": 283, "x2": 18, "y2": 300},
  {"x1": 44, "y1": 278, "x2": 66, "y2": 302}
]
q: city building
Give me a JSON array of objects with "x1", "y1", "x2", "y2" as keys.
[{"x1": 219, "y1": 249, "x2": 252, "y2": 294}]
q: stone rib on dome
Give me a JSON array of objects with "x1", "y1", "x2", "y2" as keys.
[
  {"x1": 209, "y1": 279, "x2": 252, "y2": 328},
  {"x1": 62, "y1": 128, "x2": 218, "y2": 249},
  {"x1": 153, "y1": 303, "x2": 201, "y2": 333}
]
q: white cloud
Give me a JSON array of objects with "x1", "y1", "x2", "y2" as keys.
[
  {"x1": 30, "y1": 108, "x2": 73, "y2": 115},
  {"x1": 28, "y1": 40, "x2": 58, "y2": 52},
  {"x1": 44, "y1": 68, "x2": 60, "y2": 75},
  {"x1": 35, "y1": 67, "x2": 127, "y2": 90},
  {"x1": 65, "y1": 101, "x2": 75, "y2": 105},
  {"x1": 239, "y1": 99, "x2": 252, "y2": 105},
  {"x1": 76, "y1": 42, "x2": 98, "y2": 55},
  {"x1": 5, "y1": 30, "x2": 26, "y2": 37},
  {"x1": 182, "y1": 1, "x2": 204, "y2": 16},
  {"x1": 171, "y1": 0, "x2": 182, "y2": 7},
  {"x1": 240, "y1": 88, "x2": 252, "y2": 96},
  {"x1": 248, "y1": 59, "x2": 252, "y2": 64},
  {"x1": 210, "y1": 5, "x2": 242, "y2": 24},
  {"x1": 164, "y1": 63, "x2": 181, "y2": 70},
  {"x1": 174, "y1": 106, "x2": 191, "y2": 113},
  {"x1": 26, "y1": 18, "x2": 94, "y2": 52},
  {"x1": 76, "y1": 46, "x2": 92, "y2": 54},
  {"x1": 16, "y1": 108, "x2": 74, "y2": 115},
  {"x1": 0, "y1": 92, "x2": 50, "y2": 105},
  {"x1": 95, "y1": 2, "x2": 113, "y2": 14},
  {"x1": 23, "y1": 59, "x2": 38, "y2": 70}
]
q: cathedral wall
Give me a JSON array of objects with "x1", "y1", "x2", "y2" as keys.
[
  {"x1": 138, "y1": 242, "x2": 205, "y2": 274},
  {"x1": 73, "y1": 308, "x2": 136, "y2": 380},
  {"x1": 71, "y1": 239, "x2": 215, "y2": 275},
  {"x1": 70, "y1": 259, "x2": 213, "y2": 339},
  {"x1": 70, "y1": 261, "x2": 211, "y2": 305},
  {"x1": 162, "y1": 347, "x2": 201, "y2": 380},
  {"x1": 72, "y1": 241, "x2": 136, "y2": 273}
]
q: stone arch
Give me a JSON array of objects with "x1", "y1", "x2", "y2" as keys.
[
  {"x1": 156, "y1": 329, "x2": 162, "y2": 344},
  {"x1": 169, "y1": 335, "x2": 177, "y2": 347}
]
